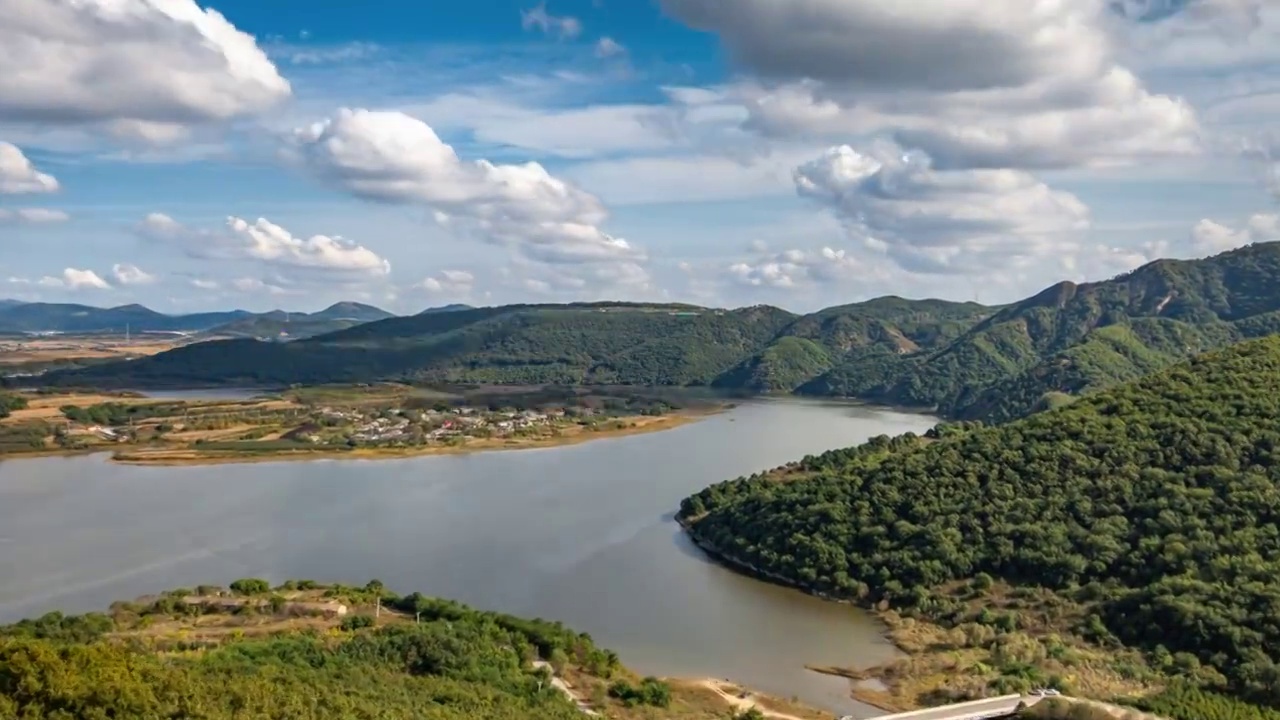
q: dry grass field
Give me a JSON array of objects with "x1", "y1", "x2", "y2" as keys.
[{"x1": 0, "y1": 335, "x2": 184, "y2": 365}]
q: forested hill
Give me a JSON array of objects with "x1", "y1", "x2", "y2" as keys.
[
  {"x1": 678, "y1": 335, "x2": 1280, "y2": 707},
  {"x1": 39, "y1": 300, "x2": 990, "y2": 390},
  {"x1": 0, "y1": 581, "x2": 683, "y2": 719},
  {"x1": 36, "y1": 242, "x2": 1280, "y2": 424},
  {"x1": 799, "y1": 241, "x2": 1280, "y2": 421}
]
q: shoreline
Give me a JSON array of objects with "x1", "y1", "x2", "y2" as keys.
[
  {"x1": 678, "y1": 519, "x2": 901, "y2": 713},
  {"x1": 678, "y1": 521, "x2": 1176, "y2": 714},
  {"x1": 93, "y1": 408, "x2": 721, "y2": 466}
]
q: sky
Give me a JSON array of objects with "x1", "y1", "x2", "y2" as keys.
[{"x1": 1, "y1": 0, "x2": 1278, "y2": 314}]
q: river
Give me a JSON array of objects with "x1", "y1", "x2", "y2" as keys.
[{"x1": 0, "y1": 399, "x2": 935, "y2": 717}]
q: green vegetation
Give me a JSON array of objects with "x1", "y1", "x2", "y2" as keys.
[
  {"x1": 59, "y1": 400, "x2": 180, "y2": 425},
  {"x1": 37, "y1": 243, "x2": 1280, "y2": 424},
  {"x1": 0, "y1": 582, "x2": 615, "y2": 720},
  {"x1": 608, "y1": 677, "x2": 673, "y2": 707},
  {"x1": 679, "y1": 336, "x2": 1280, "y2": 709},
  {"x1": 0, "y1": 581, "x2": 817, "y2": 720},
  {"x1": 0, "y1": 421, "x2": 48, "y2": 451},
  {"x1": 1119, "y1": 684, "x2": 1280, "y2": 720},
  {"x1": 714, "y1": 336, "x2": 834, "y2": 392},
  {"x1": 0, "y1": 392, "x2": 26, "y2": 419}
]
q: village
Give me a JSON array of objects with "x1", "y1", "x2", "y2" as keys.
[
  {"x1": 0, "y1": 383, "x2": 692, "y2": 461},
  {"x1": 307, "y1": 404, "x2": 591, "y2": 447}
]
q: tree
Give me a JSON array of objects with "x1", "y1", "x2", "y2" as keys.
[{"x1": 229, "y1": 578, "x2": 270, "y2": 596}]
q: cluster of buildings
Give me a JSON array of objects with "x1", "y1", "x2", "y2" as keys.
[{"x1": 312, "y1": 405, "x2": 574, "y2": 446}]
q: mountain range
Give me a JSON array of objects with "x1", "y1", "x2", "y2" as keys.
[
  {"x1": 32, "y1": 241, "x2": 1280, "y2": 424},
  {"x1": 0, "y1": 301, "x2": 461, "y2": 338}
]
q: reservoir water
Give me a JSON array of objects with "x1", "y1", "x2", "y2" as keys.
[{"x1": 0, "y1": 399, "x2": 934, "y2": 717}]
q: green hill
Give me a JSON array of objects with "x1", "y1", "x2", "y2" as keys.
[
  {"x1": 0, "y1": 581, "x2": 775, "y2": 720},
  {"x1": 678, "y1": 335, "x2": 1280, "y2": 709},
  {"x1": 37, "y1": 299, "x2": 990, "y2": 393},
  {"x1": 34, "y1": 242, "x2": 1280, "y2": 424},
  {"x1": 802, "y1": 243, "x2": 1280, "y2": 420}
]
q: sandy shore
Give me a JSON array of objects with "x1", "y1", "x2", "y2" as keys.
[{"x1": 105, "y1": 409, "x2": 719, "y2": 466}]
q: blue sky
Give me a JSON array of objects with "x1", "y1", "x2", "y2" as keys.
[{"x1": 1, "y1": 0, "x2": 1277, "y2": 313}]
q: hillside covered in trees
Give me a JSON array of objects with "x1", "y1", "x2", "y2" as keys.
[
  {"x1": 0, "y1": 581, "x2": 780, "y2": 720},
  {"x1": 35, "y1": 242, "x2": 1280, "y2": 424},
  {"x1": 678, "y1": 335, "x2": 1280, "y2": 709}
]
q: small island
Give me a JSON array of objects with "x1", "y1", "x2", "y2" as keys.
[
  {"x1": 0, "y1": 580, "x2": 827, "y2": 720},
  {"x1": 0, "y1": 383, "x2": 723, "y2": 465}
]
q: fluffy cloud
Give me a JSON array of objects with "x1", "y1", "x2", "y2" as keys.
[
  {"x1": 1190, "y1": 213, "x2": 1280, "y2": 255},
  {"x1": 1122, "y1": 0, "x2": 1280, "y2": 72},
  {"x1": 727, "y1": 247, "x2": 862, "y2": 289},
  {"x1": 662, "y1": 0, "x2": 1201, "y2": 170},
  {"x1": 0, "y1": 207, "x2": 68, "y2": 223},
  {"x1": 419, "y1": 270, "x2": 475, "y2": 295},
  {"x1": 290, "y1": 108, "x2": 646, "y2": 281},
  {"x1": 0, "y1": 142, "x2": 58, "y2": 193},
  {"x1": 520, "y1": 3, "x2": 583, "y2": 39},
  {"x1": 37, "y1": 268, "x2": 110, "y2": 290},
  {"x1": 595, "y1": 37, "x2": 626, "y2": 58},
  {"x1": 136, "y1": 213, "x2": 391, "y2": 276},
  {"x1": 110, "y1": 263, "x2": 156, "y2": 286},
  {"x1": 0, "y1": 0, "x2": 289, "y2": 134},
  {"x1": 793, "y1": 144, "x2": 1091, "y2": 275}
]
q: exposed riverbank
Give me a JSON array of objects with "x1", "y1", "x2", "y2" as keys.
[
  {"x1": 679, "y1": 520, "x2": 1166, "y2": 713},
  {"x1": 678, "y1": 518, "x2": 900, "y2": 712}
]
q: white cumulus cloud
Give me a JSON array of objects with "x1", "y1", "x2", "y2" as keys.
[
  {"x1": 0, "y1": 142, "x2": 59, "y2": 193},
  {"x1": 111, "y1": 263, "x2": 156, "y2": 286},
  {"x1": 1190, "y1": 213, "x2": 1280, "y2": 255},
  {"x1": 0, "y1": 0, "x2": 290, "y2": 135},
  {"x1": 419, "y1": 269, "x2": 475, "y2": 295},
  {"x1": 289, "y1": 108, "x2": 646, "y2": 282},
  {"x1": 135, "y1": 213, "x2": 391, "y2": 276},
  {"x1": 37, "y1": 268, "x2": 110, "y2": 290},
  {"x1": 595, "y1": 37, "x2": 626, "y2": 58},
  {"x1": 726, "y1": 247, "x2": 863, "y2": 289},
  {"x1": 662, "y1": 0, "x2": 1201, "y2": 170},
  {"x1": 793, "y1": 143, "x2": 1092, "y2": 276}
]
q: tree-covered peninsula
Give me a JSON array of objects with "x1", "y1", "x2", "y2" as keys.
[
  {"x1": 0, "y1": 581, "x2": 817, "y2": 720},
  {"x1": 679, "y1": 335, "x2": 1280, "y2": 717}
]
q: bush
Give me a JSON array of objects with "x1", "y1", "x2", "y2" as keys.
[
  {"x1": 340, "y1": 614, "x2": 375, "y2": 632},
  {"x1": 607, "y1": 677, "x2": 670, "y2": 708},
  {"x1": 229, "y1": 578, "x2": 270, "y2": 596}
]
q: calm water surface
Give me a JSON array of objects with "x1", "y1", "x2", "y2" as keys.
[
  {"x1": 0, "y1": 399, "x2": 934, "y2": 717},
  {"x1": 130, "y1": 387, "x2": 276, "y2": 401}
]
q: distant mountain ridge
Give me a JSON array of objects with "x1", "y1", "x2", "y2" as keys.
[
  {"x1": 0, "y1": 301, "x2": 399, "y2": 335},
  {"x1": 34, "y1": 241, "x2": 1280, "y2": 424}
]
